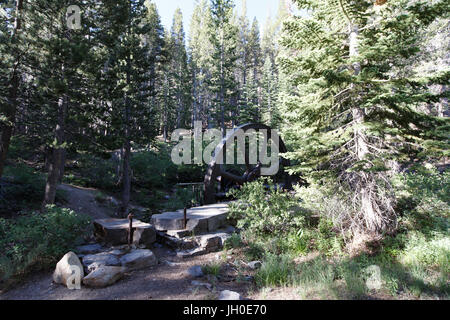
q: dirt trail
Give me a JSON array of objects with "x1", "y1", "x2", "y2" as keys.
[
  {"x1": 58, "y1": 184, "x2": 114, "y2": 220},
  {"x1": 0, "y1": 250, "x2": 254, "y2": 300},
  {"x1": 0, "y1": 184, "x2": 256, "y2": 300}
]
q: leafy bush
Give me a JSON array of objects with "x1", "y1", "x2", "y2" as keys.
[
  {"x1": 224, "y1": 233, "x2": 244, "y2": 250},
  {"x1": 0, "y1": 206, "x2": 91, "y2": 286},
  {"x1": 7, "y1": 135, "x2": 36, "y2": 161},
  {"x1": 227, "y1": 178, "x2": 306, "y2": 236},
  {"x1": 393, "y1": 166, "x2": 449, "y2": 233},
  {"x1": 131, "y1": 151, "x2": 177, "y2": 189},
  {"x1": 399, "y1": 231, "x2": 449, "y2": 275},
  {"x1": 0, "y1": 164, "x2": 65, "y2": 214},
  {"x1": 163, "y1": 187, "x2": 197, "y2": 211},
  {"x1": 70, "y1": 154, "x2": 118, "y2": 190}
]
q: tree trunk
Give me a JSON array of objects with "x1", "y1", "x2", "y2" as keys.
[
  {"x1": 220, "y1": 30, "x2": 225, "y2": 136},
  {"x1": 349, "y1": 24, "x2": 379, "y2": 233},
  {"x1": 58, "y1": 149, "x2": 66, "y2": 183},
  {"x1": 42, "y1": 95, "x2": 67, "y2": 208},
  {"x1": 0, "y1": 0, "x2": 23, "y2": 178}
]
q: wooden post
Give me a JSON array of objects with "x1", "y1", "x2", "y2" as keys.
[{"x1": 128, "y1": 213, "x2": 134, "y2": 246}]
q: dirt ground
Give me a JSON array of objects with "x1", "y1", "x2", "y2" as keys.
[
  {"x1": 0, "y1": 184, "x2": 263, "y2": 300},
  {"x1": 0, "y1": 249, "x2": 259, "y2": 300}
]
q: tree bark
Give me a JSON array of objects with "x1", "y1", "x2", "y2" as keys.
[
  {"x1": 42, "y1": 95, "x2": 67, "y2": 208},
  {"x1": 0, "y1": 0, "x2": 23, "y2": 178},
  {"x1": 349, "y1": 24, "x2": 379, "y2": 233}
]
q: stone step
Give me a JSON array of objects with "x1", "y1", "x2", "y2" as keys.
[
  {"x1": 94, "y1": 218, "x2": 156, "y2": 246},
  {"x1": 151, "y1": 202, "x2": 230, "y2": 233}
]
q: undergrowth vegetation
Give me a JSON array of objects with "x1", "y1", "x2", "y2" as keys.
[
  {"x1": 0, "y1": 164, "x2": 67, "y2": 216},
  {"x1": 0, "y1": 206, "x2": 91, "y2": 289},
  {"x1": 226, "y1": 167, "x2": 449, "y2": 299}
]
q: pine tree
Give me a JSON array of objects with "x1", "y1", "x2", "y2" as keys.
[
  {"x1": 0, "y1": 0, "x2": 23, "y2": 179},
  {"x1": 279, "y1": 0, "x2": 449, "y2": 234},
  {"x1": 170, "y1": 8, "x2": 191, "y2": 130},
  {"x1": 14, "y1": 0, "x2": 94, "y2": 207},
  {"x1": 94, "y1": 0, "x2": 159, "y2": 216},
  {"x1": 188, "y1": 0, "x2": 214, "y2": 129},
  {"x1": 208, "y1": 0, "x2": 239, "y2": 134}
]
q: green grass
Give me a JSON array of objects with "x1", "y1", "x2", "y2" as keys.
[
  {"x1": 202, "y1": 262, "x2": 223, "y2": 277},
  {"x1": 255, "y1": 254, "x2": 295, "y2": 287}
]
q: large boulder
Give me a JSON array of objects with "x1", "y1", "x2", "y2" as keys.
[
  {"x1": 82, "y1": 266, "x2": 125, "y2": 288},
  {"x1": 53, "y1": 252, "x2": 84, "y2": 289},
  {"x1": 120, "y1": 249, "x2": 158, "y2": 271}
]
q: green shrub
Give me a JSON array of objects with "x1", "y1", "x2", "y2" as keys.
[
  {"x1": 393, "y1": 166, "x2": 449, "y2": 233},
  {"x1": 228, "y1": 178, "x2": 306, "y2": 236},
  {"x1": 1, "y1": 164, "x2": 68, "y2": 214},
  {"x1": 244, "y1": 241, "x2": 266, "y2": 261},
  {"x1": 163, "y1": 187, "x2": 197, "y2": 211},
  {"x1": 7, "y1": 135, "x2": 36, "y2": 161},
  {"x1": 255, "y1": 253, "x2": 296, "y2": 287},
  {"x1": 224, "y1": 233, "x2": 243, "y2": 250},
  {"x1": 400, "y1": 231, "x2": 450, "y2": 274},
  {"x1": 0, "y1": 206, "x2": 91, "y2": 286},
  {"x1": 131, "y1": 151, "x2": 178, "y2": 189}
]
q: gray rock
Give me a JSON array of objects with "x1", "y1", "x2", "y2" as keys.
[
  {"x1": 224, "y1": 226, "x2": 236, "y2": 234},
  {"x1": 186, "y1": 218, "x2": 208, "y2": 234},
  {"x1": 107, "y1": 249, "x2": 127, "y2": 256},
  {"x1": 82, "y1": 252, "x2": 121, "y2": 268},
  {"x1": 75, "y1": 244, "x2": 103, "y2": 255},
  {"x1": 187, "y1": 265, "x2": 204, "y2": 278},
  {"x1": 218, "y1": 290, "x2": 242, "y2": 300},
  {"x1": 247, "y1": 261, "x2": 262, "y2": 270},
  {"x1": 198, "y1": 234, "x2": 222, "y2": 252},
  {"x1": 53, "y1": 252, "x2": 84, "y2": 289},
  {"x1": 177, "y1": 248, "x2": 207, "y2": 258},
  {"x1": 120, "y1": 249, "x2": 158, "y2": 271},
  {"x1": 191, "y1": 280, "x2": 212, "y2": 290},
  {"x1": 82, "y1": 266, "x2": 125, "y2": 288},
  {"x1": 194, "y1": 232, "x2": 231, "y2": 253},
  {"x1": 164, "y1": 260, "x2": 180, "y2": 267}
]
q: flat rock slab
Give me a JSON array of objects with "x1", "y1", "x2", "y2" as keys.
[
  {"x1": 151, "y1": 203, "x2": 230, "y2": 232},
  {"x1": 82, "y1": 252, "x2": 121, "y2": 268},
  {"x1": 83, "y1": 266, "x2": 125, "y2": 288},
  {"x1": 120, "y1": 249, "x2": 158, "y2": 271},
  {"x1": 75, "y1": 244, "x2": 104, "y2": 255},
  {"x1": 94, "y1": 218, "x2": 156, "y2": 246}
]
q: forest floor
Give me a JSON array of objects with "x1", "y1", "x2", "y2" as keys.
[
  {"x1": 1, "y1": 184, "x2": 436, "y2": 300},
  {"x1": 0, "y1": 184, "x2": 262, "y2": 300}
]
